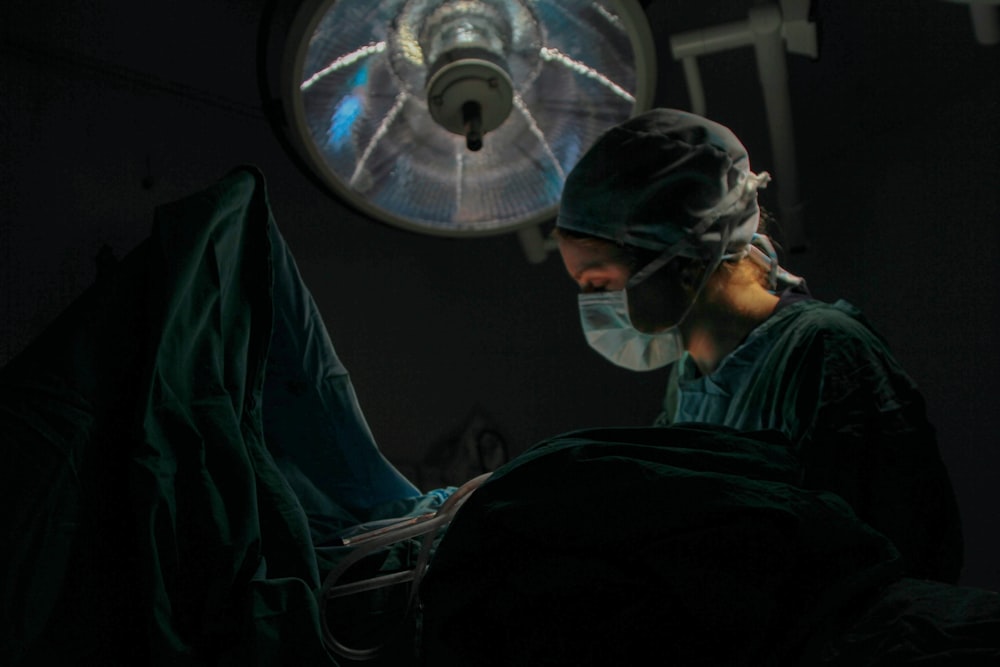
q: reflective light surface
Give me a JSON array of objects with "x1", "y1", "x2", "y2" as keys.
[{"x1": 285, "y1": 0, "x2": 655, "y2": 236}]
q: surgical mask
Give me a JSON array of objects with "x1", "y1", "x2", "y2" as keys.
[
  {"x1": 577, "y1": 222, "x2": 742, "y2": 372},
  {"x1": 578, "y1": 289, "x2": 686, "y2": 371},
  {"x1": 578, "y1": 232, "x2": 802, "y2": 372},
  {"x1": 576, "y1": 173, "x2": 777, "y2": 371},
  {"x1": 578, "y1": 243, "x2": 719, "y2": 372}
]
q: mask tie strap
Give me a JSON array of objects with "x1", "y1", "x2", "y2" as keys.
[{"x1": 626, "y1": 170, "x2": 772, "y2": 290}]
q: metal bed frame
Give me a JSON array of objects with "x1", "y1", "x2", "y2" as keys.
[{"x1": 319, "y1": 472, "x2": 493, "y2": 661}]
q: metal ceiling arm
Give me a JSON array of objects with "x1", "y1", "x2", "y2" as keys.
[
  {"x1": 517, "y1": 224, "x2": 558, "y2": 264},
  {"x1": 942, "y1": 0, "x2": 1000, "y2": 45},
  {"x1": 668, "y1": 2, "x2": 817, "y2": 252}
]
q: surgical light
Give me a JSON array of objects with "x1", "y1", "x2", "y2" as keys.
[{"x1": 261, "y1": 0, "x2": 656, "y2": 244}]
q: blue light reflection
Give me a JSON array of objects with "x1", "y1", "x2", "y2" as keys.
[{"x1": 326, "y1": 65, "x2": 370, "y2": 150}]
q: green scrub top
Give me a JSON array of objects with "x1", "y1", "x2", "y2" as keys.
[{"x1": 656, "y1": 299, "x2": 964, "y2": 583}]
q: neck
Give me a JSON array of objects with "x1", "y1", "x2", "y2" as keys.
[{"x1": 682, "y1": 283, "x2": 779, "y2": 375}]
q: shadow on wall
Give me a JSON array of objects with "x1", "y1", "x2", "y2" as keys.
[{"x1": 395, "y1": 406, "x2": 510, "y2": 490}]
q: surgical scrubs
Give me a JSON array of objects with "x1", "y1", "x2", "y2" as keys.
[{"x1": 655, "y1": 296, "x2": 963, "y2": 582}]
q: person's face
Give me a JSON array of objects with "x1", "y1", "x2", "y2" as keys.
[
  {"x1": 557, "y1": 235, "x2": 697, "y2": 334},
  {"x1": 557, "y1": 235, "x2": 631, "y2": 294}
]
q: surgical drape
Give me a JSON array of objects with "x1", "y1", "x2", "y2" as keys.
[{"x1": 0, "y1": 167, "x2": 436, "y2": 665}]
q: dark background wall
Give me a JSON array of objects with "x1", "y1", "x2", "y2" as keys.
[{"x1": 2, "y1": 0, "x2": 998, "y2": 591}]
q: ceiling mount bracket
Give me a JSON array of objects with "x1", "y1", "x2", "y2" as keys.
[{"x1": 669, "y1": 1, "x2": 817, "y2": 252}]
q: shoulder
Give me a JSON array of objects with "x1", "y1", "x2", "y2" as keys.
[
  {"x1": 782, "y1": 301, "x2": 920, "y2": 404},
  {"x1": 758, "y1": 300, "x2": 912, "y2": 390},
  {"x1": 766, "y1": 299, "x2": 888, "y2": 350}
]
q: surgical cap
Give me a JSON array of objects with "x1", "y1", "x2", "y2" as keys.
[{"x1": 557, "y1": 108, "x2": 770, "y2": 260}]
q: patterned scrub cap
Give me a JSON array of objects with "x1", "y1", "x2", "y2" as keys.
[{"x1": 556, "y1": 108, "x2": 770, "y2": 261}]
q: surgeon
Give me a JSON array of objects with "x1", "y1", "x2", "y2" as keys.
[{"x1": 554, "y1": 108, "x2": 963, "y2": 583}]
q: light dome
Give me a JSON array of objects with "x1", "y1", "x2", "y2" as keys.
[{"x1": 273, "y1": 0, "x2": 656, "y2": 236}]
